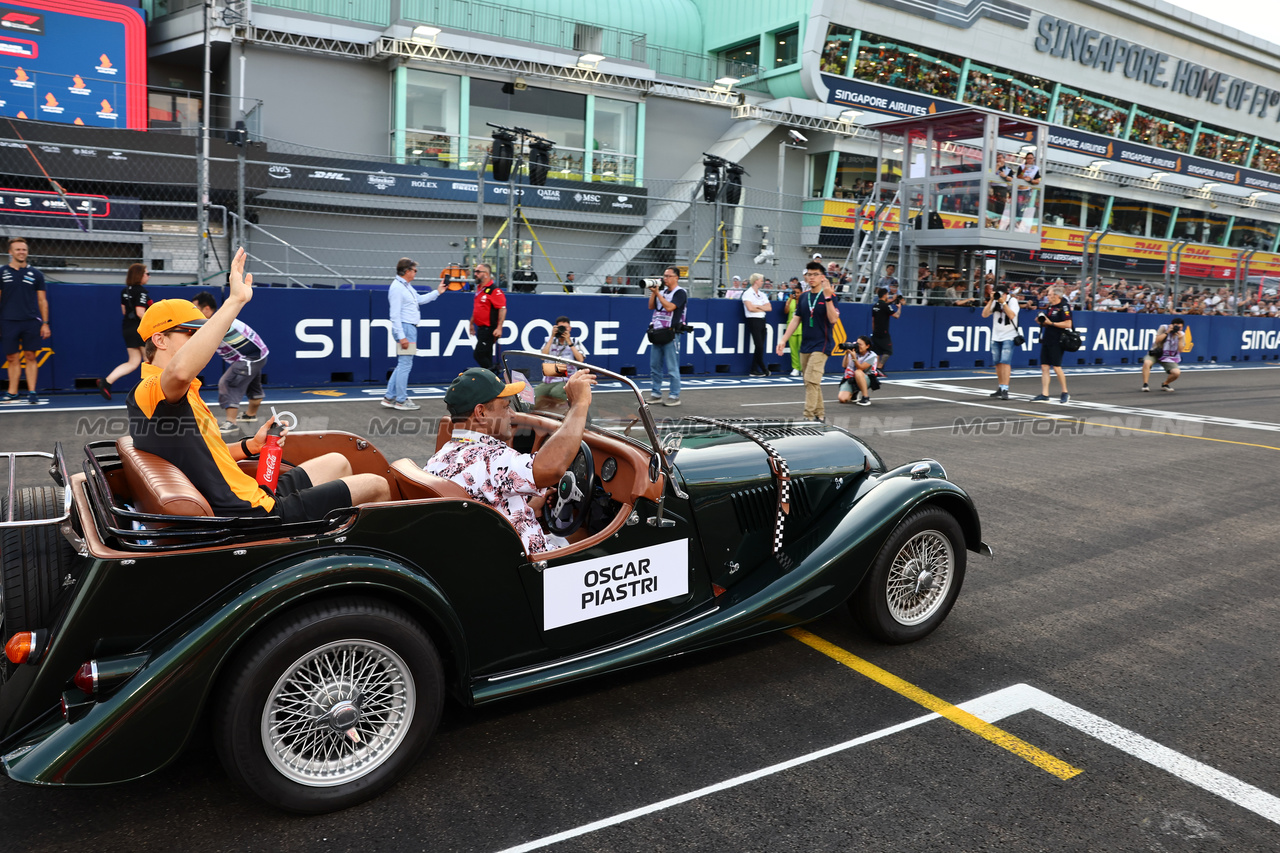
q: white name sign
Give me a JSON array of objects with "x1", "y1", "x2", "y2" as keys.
[{"x1": 543, "y1": 540, "x2": 689, "y2": 630}]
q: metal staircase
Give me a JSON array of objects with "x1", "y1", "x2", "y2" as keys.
[{"x1": 841, "y1": 189, "x2": 900, "y2": 303}]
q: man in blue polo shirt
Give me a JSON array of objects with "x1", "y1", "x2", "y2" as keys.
[
  {"x1": 0, "y1": 236, "x2": 49, "y2": 404},
  {"x1": 775, "y1": 261, "x2": 840, "y2": 421}
]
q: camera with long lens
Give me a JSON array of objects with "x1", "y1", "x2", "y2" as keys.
[{"x1": 836, "y1": 341, "x2": 857, "y2": 352}]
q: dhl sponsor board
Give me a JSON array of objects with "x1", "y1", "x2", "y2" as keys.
[
  {"x1": 818, "y1": 201, "x2": 1280, "y2": 276},
  {"x1": 819, "y1": 200, "x2": 974, "y2": 230},
  {"x1": 1041, "y1": 227, "x2": 1280, "y2": 276}
]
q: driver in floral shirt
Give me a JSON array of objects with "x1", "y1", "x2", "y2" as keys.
[{"x1": 425, "y1": 366, "x2": 595, "y2": 553}]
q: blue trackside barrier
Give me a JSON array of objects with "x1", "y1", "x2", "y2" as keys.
[{"x1": 35, "y1": 283, "x2": 1280, "y2": 391}]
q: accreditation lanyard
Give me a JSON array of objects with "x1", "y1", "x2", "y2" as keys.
[{"x1": 806, "y1": 291, "x2": 823, "y2": 327}]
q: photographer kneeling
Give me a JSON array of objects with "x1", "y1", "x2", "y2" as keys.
[
  {"x1": 837, "y1": 336, "x2": 878, "y2": 406},
  {"x1": 1141, "y1": 316, "x2": 1185, "y2": 392},
  {"x1": 535, "y1": 315, "x2": 587, "y2": 404}
]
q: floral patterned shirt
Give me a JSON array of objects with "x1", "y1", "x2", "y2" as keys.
[{"x1": 424, "y1": 429, "x2": 547, "y2": 553}]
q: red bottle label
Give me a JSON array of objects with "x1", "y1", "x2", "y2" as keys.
[{"x1": 256, "y1": 440, "x2": 282, "y2": 491}]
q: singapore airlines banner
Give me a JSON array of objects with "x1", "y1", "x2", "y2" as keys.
[{"x1": 31, "y1": 283, "x2": 1280, "y2": 392}]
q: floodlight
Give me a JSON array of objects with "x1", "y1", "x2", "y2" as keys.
[{"x1": 411, "y1": 25, "x2": 440, "y2": 45}]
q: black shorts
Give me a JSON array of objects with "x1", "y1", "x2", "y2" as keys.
[
  {"x1": 123, "y1": 318, "x2": 144, "y2": 349},
  {"x1": 871, "y1": 334, "x2": 893, "y2": 356},
  {"x1": 1040, "y1": 342, "x2": 1064, "y2": 367},
  {"x1": 270, "y1": 466, "x2": 353, "y2": 524}
]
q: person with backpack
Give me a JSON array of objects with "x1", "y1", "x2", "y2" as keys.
[{"x1": 1141, "y1": 316, "x2": 1188, "y2": 392}]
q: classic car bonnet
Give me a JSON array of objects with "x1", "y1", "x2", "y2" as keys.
[{"x1": 659, "y1": 421, "x2": 884, "y2": 585}]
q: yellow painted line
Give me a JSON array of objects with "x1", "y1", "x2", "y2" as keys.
[
  {"x1": 1015, "y1": 411, "x2": 1280, "y2": 452},
  {"x1": 786, "y1": 627, "x2": 1083, "y2": 781}
]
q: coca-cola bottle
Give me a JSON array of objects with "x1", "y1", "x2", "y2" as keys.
[{"x1": 255, "y1": 421, "x2": 284, "y2": 493}]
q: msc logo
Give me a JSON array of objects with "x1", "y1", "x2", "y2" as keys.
[
  {"x1": 268, "y1": 165, "x2": 292, "y2": 179},
  {"x1": 574, "y1": 192, "x2": 601, "y2": 205},
  {"x1": 308, "y1": 170, "x2": 350, "y2": 181}
]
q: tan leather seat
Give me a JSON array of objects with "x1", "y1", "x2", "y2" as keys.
[
  {"x1": 435, "y1": 416, "x2": 454, "y2": 452},
  {"x1": 391, "y1": 458, "x2": 471, "y2": 501},
  {"x1": 117, "y1": 437, "x2": 214, "y2": 517}
]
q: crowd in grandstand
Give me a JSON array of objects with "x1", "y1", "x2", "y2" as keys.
[{"x1": 771, "y1": 262, "x2": 1274, "y2": 317}]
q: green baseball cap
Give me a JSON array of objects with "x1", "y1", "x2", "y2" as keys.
[{"x1": 444, "y1": 368, "x2": 525, "y2": 416}]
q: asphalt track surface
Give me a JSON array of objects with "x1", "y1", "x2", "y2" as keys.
[{"x1": 3, "y1": 363, "x2": 1280, "y2": 852}]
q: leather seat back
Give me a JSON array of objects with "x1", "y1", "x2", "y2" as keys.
[
  {"x1": 117, "y1": 436, "x2": 214, "y2": 517},
  {"x1": 435, "y1": 416, "x2": 454, "y2": 452},
  {"x1": 391, "y1": 458, "x2": 471, "y2": 501}
]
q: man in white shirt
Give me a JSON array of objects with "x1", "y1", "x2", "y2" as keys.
[
  {"x1": 1097, "y1": 289, "x2": 1122, "y2": 311},
  {"x1": 384, "y1": 257, "x2": 448, "y2": 411}
]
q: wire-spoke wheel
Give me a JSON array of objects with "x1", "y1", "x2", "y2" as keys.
[
  {"x1": 216, "y1": 598, "x2": 443, "y2": 813},
  {"x1": 263, "y1": 640, "x2": 415, "y2": 786},
  {"x1": 850, "y1": 506, "x2": 966, "y2": 644},
  {"x1": 884, "y1": 531, "x2": 955, "y2": 626}
]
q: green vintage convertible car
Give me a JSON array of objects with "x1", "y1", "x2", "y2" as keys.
[{"x1": 0, "y1": 352, "x2": 988, "y2": 813}]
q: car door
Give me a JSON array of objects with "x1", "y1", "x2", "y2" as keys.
[{"x1": 516, "y1": 494, "x2": 713, "y2": 653}]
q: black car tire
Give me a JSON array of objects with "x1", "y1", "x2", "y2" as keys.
[
  {"x1": 1, "y1": 486, "x2": 76, "y2": 677},
  {"x1": 850, "y1": 506, "x2": 966, "y2": 644},
  {"x1": 213, "y1": 597, "x2": 444, "y2": 813}
]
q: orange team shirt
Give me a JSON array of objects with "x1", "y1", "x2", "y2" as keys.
[{"x1": 126, "y1": 362, "x2": 275, "y2": 515}]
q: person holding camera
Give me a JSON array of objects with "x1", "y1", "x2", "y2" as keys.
[
  {"x1": 536, "y1": 315, "x2": 587, "y2": 403},
  {"x1": 647, "y1": 268, "x2": 687, "y2": 406},
  {"x1": 384, "y1": 257, "x2": 449, "y2": 411},
  {"x1": 1031, "y1": 284, "x2": 1071, "y2": 403},
  {"x1": 982, "y1": 283, "x2": 1020, "y2": 400},
  {"x1": 870, "y1": 286, "x2": 901, "y2": 373},
  {"x1": 837, "y1": 336, "x2": 878, "y2": 406},
  {"x1": 776, "y1": 261, "x2": 841, "y2": 422},
  {"x1": 1141, "y1": 317, "x2": 1186, "y2": 392},
  {"x1": 742, "y1": 273, "x2": 772, "y2": 376}
]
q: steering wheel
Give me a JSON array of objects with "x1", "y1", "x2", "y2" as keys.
[{"x1": 542, "y1": 441, "x2": 595, "y2": 537}]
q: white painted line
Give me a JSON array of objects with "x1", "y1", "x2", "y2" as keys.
[
  {"x1": 492, "y1": 708, "x2": 944, "y2": 853},
  {"x1": 962, "y1": 683, "x2": 1280, "y2": 826},
  {"x1": 891, "y1": 379, "x2": 1280, "y2": 433},
  {"x1": 494, "y1": 683, "x2": 1280, "y2": 852}
]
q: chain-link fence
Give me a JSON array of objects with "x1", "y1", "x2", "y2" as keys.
[{"x1": 2, "y1": 120, "x2": 1271, "y2": 312}]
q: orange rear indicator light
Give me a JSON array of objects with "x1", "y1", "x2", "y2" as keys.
[{"x1": 6, "y1": 632, "x2": 35, "y2": 664}]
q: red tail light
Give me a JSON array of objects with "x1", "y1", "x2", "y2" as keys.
[{"x1": 74, "y1": 661, "x2": 98, "y2": 696}]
